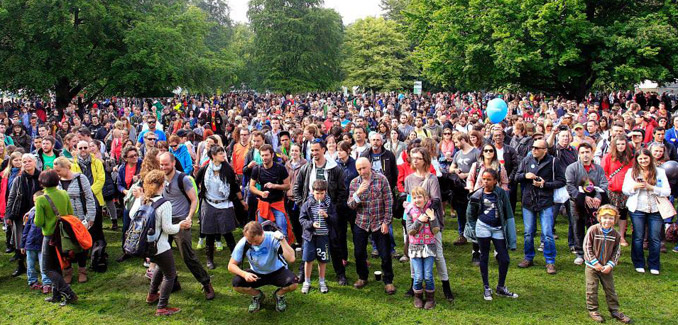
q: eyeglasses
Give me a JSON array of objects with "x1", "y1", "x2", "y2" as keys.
[
  {"x1": 78, "y1": 146, "x2": 88, "y2": 150},
  {"x1": 532, "y1": 146, "x2": 546, "y2": 150},
  {"x1": 127, "y1": 154, "x2": 139, "y2": 158},
  {"x1": 483, "y1": 149, "x2": 495, "y2": 153}
]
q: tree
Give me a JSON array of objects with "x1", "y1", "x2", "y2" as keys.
[
  {"x1": 0, "y1": 0, "x2": 231, "y2": 108},
  {"x1": 342, "y1": 17, "x2": 413, "y2": 91},
  {"x1": 406, "y1": 0, "x2": 678, "y2": 99},
  {"x1": 380, "y1": 0, "x2": 411, "y2": 23},
  {"x1": 248, "y1": 0, "x2": 343, "y2": 93}
]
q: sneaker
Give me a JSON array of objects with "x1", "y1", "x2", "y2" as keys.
[
  {"x1": 574, "y1": 256, "x2": 584, "y2": 265},
  {"x1": 319, "y1": 282, "x2": 329, "y2": 294},
  {"x1": 483, "y1": 286, "x2": 493, "y2": 301},
  {"x1": 545, "y1": 264, "x2": 557, "y2": 274},
  {"x1": 672, "y1": 245, "x2": 678, "y2": 253},
  {"x1": 610, "y1": 311, "x2": 632, "y2": 324},
  {"x1": 589, "y1": 311, "x2": 605, "y2": 323},
  {"x1": 29, "y1": 282, "x2": 42, "y2": 290},
  {"x1": 391, "y1": 251, "x2": 402, "y2": 259},
  {"x1": 371, "y1": 249, "x2": 379, "y2": 258},
  {"x1": 196, "y1": 237, "x2": 205, "y2": 250},
  {"x1": 635, "y1": 268, "x2": 645, "y2": 273},
  {"x1": 248, "y1": 291, "x2": 264, "y2": 313},
  {"x1": 570, "y1": 246, "x2": 576, "y2": 254},
  {"x1": 301, "y1": 282, "x2": 311, "y2": 294},
  {"x1": 453, "y1": 236, "x2": 467, "y2": 246},
  {"x1": 146, "y1": 293, "x2": 160, "y2": 304},
  {"x1": 471, "y1": 251, "x2": 480, "y2": 266},
  {"x1": 216, "y1": 241, "x2": 224, "y2": 252},
  {"x1": 155, "y1": 307, "x2": 181, "y2": 316},
  {"x1": 495, "y1": 286, "x2": 518, "y2": 298},
  {"x1": 650, "y1": 269, "x2": 659, "y2": 275},
  {"x1": 273, "y1": 289, "x2": 287, "y2": 312},
  {"x1": 337, "y1": 274, "x2": 348, "y2": 286},
  {"x1": 59, "y1": 292, "x2": 78, "y2": 307},
  {"x1": 143, "y1": 259, "x2": 151, "y2": 268},
  {"x1": 517, "y1": 259, "x2": 534, "y2": 268},
  {"x1": 537, "y1": 242, "x2": 544, "y2": 252}
]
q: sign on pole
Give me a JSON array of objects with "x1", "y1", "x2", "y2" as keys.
[{"x1": 413, "y1": 81, "x2": 422, "y2": 95}]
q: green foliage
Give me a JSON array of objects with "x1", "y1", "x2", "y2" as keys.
[
  {"x1": 406, "y1": 0, "x2": 678, "y2": 98},
  {"x1": 380, "y1": 0, "x2": 411, "y2": 23},
  {"x1": 248, "y1": 0, "x2": 344, "y2": 93},
  {"x1": 0, "y1": 0, "x2": 238, "y2": 106},
  {"x1": 342, "y1": 17, "x2": 413, "y2": 92}
]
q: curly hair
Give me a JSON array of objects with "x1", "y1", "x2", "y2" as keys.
[{"x1": 143, "y1": 170, "x2": 166, "y2": 204}]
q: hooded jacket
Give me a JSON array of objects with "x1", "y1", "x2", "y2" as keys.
[
  {"x1": 360, "y1": 145, "x2": 398, "y2": 189},
  {"x1": 170, "y1": 143, "x2": 193, "y2": 175},
  {"x1": 35, "y1": 148, "x2": 61, "y2": 171},
  {"x1": 70, "y1": 154, "x2": 106, "y2": 205},
  {"x1": 11, "y1": 126, "x2": 31, "y2": 152}
]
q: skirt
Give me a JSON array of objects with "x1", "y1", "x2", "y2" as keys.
[
  {"x1": 200, "y1": 200, "x2": 237, "y2": 235},
  {"x1": 608, "y1": 191, "x2": 628, "y2": 211}
]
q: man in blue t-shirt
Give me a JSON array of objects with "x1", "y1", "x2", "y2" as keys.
[{"x1": 229, "y1": 221, "x2": 297, "y2": 313}]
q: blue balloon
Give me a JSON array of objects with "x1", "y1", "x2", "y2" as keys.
[
  {"x1": 487, "y1": 98, "x2": 508, "y2": 123},
  {"x1": 398, "y1": 93, "x2": 405, "y2": 100}
]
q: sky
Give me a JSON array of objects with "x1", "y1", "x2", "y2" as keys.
[{"x1": 229, "y1": 0, "x2": 384, "y2": 25}]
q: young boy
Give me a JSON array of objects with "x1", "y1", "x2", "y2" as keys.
[
  {"x1": 20, "y1": 191, "x2": 52, "y2": 294},
  {"x1": 299, "y1": 179, "x2": 336, "y2": 294},
  {"x1": 583, "y1": 204, "x2": 632, "y2": 323}
]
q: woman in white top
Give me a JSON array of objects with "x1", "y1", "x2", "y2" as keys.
[
  {"x1": 622, "y1": 148, "x2": 670, "y2": 275},
  {"x1": 130, "y1": 170, "x2": 190, "y2": 316}
]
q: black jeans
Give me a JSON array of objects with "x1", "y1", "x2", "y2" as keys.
[
  {"x1": 206, "y1": 233, "x2": 235, "y2": 251},
  {"x1": 169, "y1": 223, "x2": 210, "y2": 285},
  {"x1": 478, "y1": 237, "x2": 510, "y2": 288},
  {"x1": 353, "y1": 225, "x2": 393, "y2": 284},
  {"x1": 285, "y1": 197, "x2": 303, "y2": 246},
  {"x1": 42, "y1": 236, "x2": 75, "y2": 298},
  {"x1": 150, "y1": 250, "x2": 177, "y2": 309}
]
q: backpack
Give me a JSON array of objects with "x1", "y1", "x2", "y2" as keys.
[
  {"x1": 176, "y1": 172, "x2": 200, "y2": 218},
  {"x1": 45, "y1": 194, "x2": 93, "y2": 270},
  {"x1": 123, "y1": 197, "x2": 168, "y2": 257},
  {"x1": 90, "y1": 239, "x2": 108, "y2": 273}
]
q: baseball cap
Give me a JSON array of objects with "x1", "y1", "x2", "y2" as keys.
[{"x1": 573, "y1": 123, "x2": 584, "y2": 130}]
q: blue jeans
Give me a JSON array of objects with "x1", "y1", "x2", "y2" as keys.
[
  {"x1": 258, "y1": 208, "x2": 288, "y2": 238},
  {"x1": 523, "y1": 207, "x2": 556, "y2": 264},
  {"x1": 26, "y1": 249, "x2": 50, "y2": 286},
  {"x1": 630, "y1": 211, "x2": 662, "y2": 271},
  {"x1": 552, "y1": 202, "x2": 575, "y2": 247},
  {"x1": 411, "y1": 256, "x2": 435, "y2": 291}
]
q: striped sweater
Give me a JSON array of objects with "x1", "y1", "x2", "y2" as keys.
[{"x1": 583, "y1": 224, "x2": 621, "y2": 269}]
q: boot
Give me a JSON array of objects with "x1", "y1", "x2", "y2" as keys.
[
  {"x1": 111, "y1": 219, "x2": 119, "y2": 230},
  {"x1": 63, "y1": 267, "x2": 73, "y2": 284},
  {"x1": 206, "y1": 245, "x2": 215, "y2": 270},
  {"x1": 404, "y1": 278, "x2": 414, "y2": 297},
  {"x1": 424, "y1": 290, "x2": 436, "y2": 310},
  {"x1": 442, "y1": 280, "x2": 454, "y2": 302},
  {"x1": 78, "y1": 267, "x2": 88, "y2": 283},
  {"x1": 618, "y1": 220, "x2": 629, "y2": 246},
  {"x1": 11, "y1": 260, "x2": 26, "y2": 277},
  {"x1": 413, "y1": 290, "x2": 424, "y2": 309}
]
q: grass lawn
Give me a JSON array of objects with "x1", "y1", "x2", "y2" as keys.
[{"x1": 0, "y1": 206, "x2": 676, "y2": 324}]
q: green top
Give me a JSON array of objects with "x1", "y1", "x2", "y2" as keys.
[
  {"x1": 34, "y1": 187, "x2": 74, "y2": 236},
  {"x1": 41, "y1": 152, "x2": 56, "y2": 170},
  {"x1": 62, "y1": 149, "x2": 73, "y2": 159}
]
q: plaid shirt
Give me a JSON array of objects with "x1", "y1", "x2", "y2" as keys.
[{"x1": 347, "y1": 172, "x2": 393, "y2": 232}]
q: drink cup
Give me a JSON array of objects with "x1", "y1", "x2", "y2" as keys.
[{"x1": 374, "y1": 271, "x2": 382, "y2": 281}]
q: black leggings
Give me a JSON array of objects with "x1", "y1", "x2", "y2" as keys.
[
  {"x1": 206, "y1": 233, "x2": 235, "y2": 252},
  {"x1": 478, "y1": 237, "x2": 510, "y2": 288},
  {"x1": 200, "y1": 233, "x2": 221, "y2": 241}
]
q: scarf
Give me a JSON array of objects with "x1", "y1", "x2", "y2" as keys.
[
  {"x1": 78, "y1": 155, "x2": 93, "y2": 184},
  {"x1": 204, "y1": 162, "x2": 232, "y2": 209}
]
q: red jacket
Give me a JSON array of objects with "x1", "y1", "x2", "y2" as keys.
[{"x1": 601, "y1": 154, "x2": 632, "y2": 192}]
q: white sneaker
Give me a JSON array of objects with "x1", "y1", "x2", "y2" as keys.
[
  {"x1": 650, "y1": 269, "x2": 660, "y2": 275},
  {"x1": 635, "y1": 268, "x2": 645, "y2": 273},
  {"x1": 537, "y1": 243, "x2": 544, "y2": 252},
  {"x1": 196, "y1": 237, "x2": 205, "y2": 249},
  {"x1": 301, "y1": 282, "x2": 311, "y2": 294},
  {"x1": 216, "y1": 241, "x2": 224, "y2": 252},
  {"x1": 573, "y1": 257, "x2": 584, "y2": 265},
  {"x1": 319, "y1": 281, "x2": 329, "y2": 293}
]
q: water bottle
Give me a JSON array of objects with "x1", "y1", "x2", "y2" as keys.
[{"x1": 658, "y1": 179, "x2": 663, "y2": 187}]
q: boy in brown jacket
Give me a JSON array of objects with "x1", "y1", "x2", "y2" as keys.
[{"x1": 583, "y1": 204, "x2": 632, "y2": 323}]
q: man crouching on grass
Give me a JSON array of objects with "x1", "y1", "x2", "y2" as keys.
[{"x1": 229, "y1": 221, "x2": 297, "y2": 313}]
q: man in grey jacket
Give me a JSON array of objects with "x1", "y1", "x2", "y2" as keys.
[{"x1": 565, "y1": 142, "x2": 609, "y2": 266}]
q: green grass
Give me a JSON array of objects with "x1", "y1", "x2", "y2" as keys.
[{"x1": 0, "y1": 206, "x2": 676, "y2": 324}]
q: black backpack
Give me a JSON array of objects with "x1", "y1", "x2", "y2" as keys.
[
  {"x1": 90, "y1": 239, "x2": 108, "y2": 273},
  {"x1": 123, "y1": 197, "x2": 168, "y2": 257}
]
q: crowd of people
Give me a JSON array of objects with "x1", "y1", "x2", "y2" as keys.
[{"x1": 1, "y1": 89, "x2": 677, "y2": 321}]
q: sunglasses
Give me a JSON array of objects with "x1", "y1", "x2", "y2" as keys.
[
  {"x1": 148, "y1": 121, "x2": 156, "y2": 124},
  {"x1": 127, "y1": 154, "x2": 139, "y2": 158},
  {"x1": 147, "y1": 138, "x2": 157, "y2": 141},
  {"x1": 483, "y1": 149, "x2": 495, "y2": 153},
  {"x1": 78, "y1": 146, "x2": 88, "y2": 150},
  {"x1": 443, "y1": 133, "x2": 451, "y2": 135},
  {"x1": 532, "y1": 146, "x2": 546, "y2": 150}
]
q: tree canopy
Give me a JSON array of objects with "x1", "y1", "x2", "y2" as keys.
[
  {"x1": 248, "y1": 0, "x2": 343, "y2": 93},
  {"x1": 406, "y1": 0, "x2": 678, "y2": 99},
  {"x1": 342, "y1": 17, "x2": 413, "y2": 92}
]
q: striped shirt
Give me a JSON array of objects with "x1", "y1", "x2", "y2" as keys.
[
  {"x1": 348, "y1": 172, "x2": 393, "y2": 232},
  {"x1": 308, "y1": 196, "x2": 330, "y2": 236}
]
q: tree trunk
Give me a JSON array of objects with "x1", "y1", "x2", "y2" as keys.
[{"x1": 55, "y1": 78, "x2": 72, "y2": 110}]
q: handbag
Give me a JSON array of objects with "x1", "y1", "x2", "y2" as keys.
[
  {"x1": 553, "y1": 186, "x2": 569, "y2": 204},
  {"x1": 656, "y1": 196, "x2": 677, "y2": 220}
]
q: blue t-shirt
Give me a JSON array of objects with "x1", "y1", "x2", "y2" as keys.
[
  {"x1": 231, "y1": 232, "x2": 286, "y2": 274},
  {"x1": 479, "y1": 192, "x2": 499, "y2": 227},
  {"x1": 137, "y1": 129, "x2": 167, "y2": 144}
]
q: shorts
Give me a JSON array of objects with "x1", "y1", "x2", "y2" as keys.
[
  {"x1": 232, "y1": 267, "x2": 296, "y2": 289},
  {"x1": 302, "y1": 235, "x2": 330, "y2": 263},
  {"x1": 475, "y1": 220, "x2": 505, "y2": 240}
]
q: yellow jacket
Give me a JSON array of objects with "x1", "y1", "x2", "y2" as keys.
[{"x1": 71, "y1": 154, "x2": 106, "y2": 205}]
